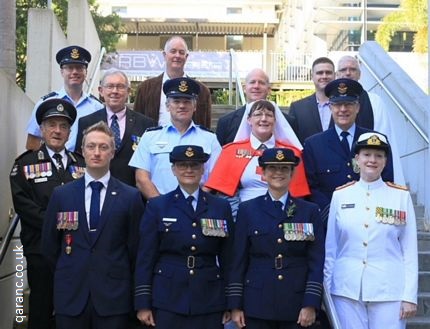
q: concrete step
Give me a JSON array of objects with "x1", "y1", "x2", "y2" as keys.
[
  {"x1": 418, "y1": 232, "x2": 430, "y2": 251},
  {"x1": 416, "y1": 292, "x2": 430, "y2": 317},
  {"x1": 418, "y1": 271, "x2": 430, "y2": 293},
  {"x1": 419, "y1": 251, "x2": 430, "y2": 272},
  {"x1": 407, "y1": 316, "x2": 430, "y2": 329}
]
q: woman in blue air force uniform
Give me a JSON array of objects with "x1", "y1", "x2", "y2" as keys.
[
  {"x1": 228, "y1": 147, "x2": 325, "y2": 329},
  {"x1": 134, "y1": 145, "x2": 233, "y2": 329}
]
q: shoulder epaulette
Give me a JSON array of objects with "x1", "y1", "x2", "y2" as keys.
[
  {"x1": 145, "y1": 126, "x2": 163, "y2": 132},
  {"x1": 223, "y1": 139, "x2": 249, "y2": 149},
  {"x1": 386, "y1": 181, "x2": 409, "y2": 191},
  {"x1": 41, "y1": 91, "x2": 58, "y2": 100},
  {"x1": 14, "y1": 149, "x2": 33, "y2": 161},
  {"x1": 335, "y1": 180, "x2": 356, "y2": 190},
  {"x1": 197, "y1": 125, "x2": 215, "y2": 133},
  {"x1": 89, "y1": 94, "x2": 103, "y2": 104}
]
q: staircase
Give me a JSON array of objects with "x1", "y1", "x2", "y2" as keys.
[{"x1": 407, "y1": 201, "x2": 430, "y2": 328}]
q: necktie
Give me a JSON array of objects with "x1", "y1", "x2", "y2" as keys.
[
  {"x1": 258, "y1": 143, "x2": 267, "y2": 151},
  {"x1": 186, "y1": 195, "x2": 195, "y2": 212},
  {"x1": 53, "y1": 153, "x2": 64, "y2": 174},
  {"x1": 340, "y1": 131, "x2": 350, "y2": 155},
  {"x1": 274, "y1": 200, "x2": 283, "y2": 210},
  {"x1": 89, "y1": 181, "x2": 103, "y2": 230},
  {"x1": 111, "y1": 114, "x2": 121, "y2": 151}
]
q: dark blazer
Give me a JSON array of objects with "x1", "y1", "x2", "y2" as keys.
[
  {"x1": 75, "y1": 107, "x2": 156, "y2": 186},
  {"x1": 215, "y1": 105, "x2": 298, "y2": 146},
  {"x1": 227, "y1": 194, "x2": 324, "y2": 321},
  {"x1": 42, "y1": 176, "x2": 144, "y2": 317},
  {"x1": 134, "y1": 73, "x2": 212, "y2": 129},
  {"x1": 289, "y1": 91, "x2": 374, "y2": 144},
  {"x1": 134, "y1": 186, "x2": 233, "y2": 316},
  {"x1": 303, "y1": 126, "x2": 394, "y2": 209}
]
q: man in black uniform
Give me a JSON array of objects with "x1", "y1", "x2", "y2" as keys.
[{"x1": 10, "y1": 98, "x2": 85, "y2": 329}]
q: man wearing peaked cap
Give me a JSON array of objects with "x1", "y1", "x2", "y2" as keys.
[
  {"x1": 10, "y1": 98, "x2": 86, "y2": 329},
  {"x1": 135, "y1": 143, "x2": 233, "y2": 329},
  {"x1": 133, "y1": 36, "x2": 212, "y2": 128},
  {"x1": 163, "y1": 77, "x2": 200, "y2": 99},
  {"x1": 169, "y1": 145, "x2": 210, "y2": 163},
  {"x1": 26, "y1": 45, "x2": 103, "y2": 151},
  {"x1": 303, "y1": 77, "x2": 394, "y2": 212},
  {"x1": 129, "y1": 76, "x2": 222, "y2": 200},
  {"x1": 56, "y1": 45, "x2": 91, "y2": 67}
]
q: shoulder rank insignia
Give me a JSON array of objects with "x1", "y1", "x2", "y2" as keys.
[
  {"x1": 197, "y1": 125, "x2": 215, "y2": 133},
  {"x1": 386, "y1": 182, "x2": 409, "y2": 191},
  {"x1": 89, "y1": 94, "x2": 103, "y2": 104},
  {"x1": 146, "y1": 126, "x2": 163, "y2": 132},
  {"x1": 41, "y1": 91, "x2": 58, "y2": 100},
  {"x1": 335, "y1": 181, "x2": 356, "y2": 190}
]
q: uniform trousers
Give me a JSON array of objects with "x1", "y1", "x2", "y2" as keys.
[
  {"x1": 244, "y1": 317, "x2": 318, "y2": 329},
  {"x1": 26, "y1": 254, "x2": 54, "y2": 329},
  {"x1": 142, "y1": 309, "x2": 224, "y2": 329},
  {"x1": 55, "y1": 297, "x2": 128, "y2": 329},
  {"x1": 332, "y1": 295, "x2": 406, "y2": 329}
]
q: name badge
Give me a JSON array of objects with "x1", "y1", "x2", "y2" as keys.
[{"x1": 341, "y1": 203, "x2": 355, "y2": 209}]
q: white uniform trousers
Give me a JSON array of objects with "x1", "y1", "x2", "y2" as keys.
[{"x1": 332, "y1": 295, "x2": 406, "y2": 329}]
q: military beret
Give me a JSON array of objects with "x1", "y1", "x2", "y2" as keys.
[
  {"x1": 325, "y1": 78, "x2": 363, "y2": 103},
  {"x1": 169, "y1": 145, "x2": 209, "y2": 163},
  {"x1": 163, "y1": 77, "x2": 200, "y2": 99},
  {"x1": 353, "y1": 132, "x2": 391, "y2": 154},
  {"x1": 56, "y1": 45, "x2": 91, "y2": 67},
  {"x1": 36, "y1": 98, "x2": 77, "y2": 125},
  {"x1": 258, "y1": 148, "x2": 300, "y2": 167}
]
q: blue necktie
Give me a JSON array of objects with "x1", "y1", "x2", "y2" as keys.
[
  {"x1": 111, "y1": 114, "x2": 121, "y2": 151},
  {"x1": 340, "y1": 131, "x2": 350, "y2": 155},
  {"x1": 274, "y1": 200, "x2": 283, "y2": 210},
  {"x1": 186, "y1": 195, "x2": 195, "y2": 212},
  {"x1": 89, "y1": 181, "x2": 103, "y2": 230}
]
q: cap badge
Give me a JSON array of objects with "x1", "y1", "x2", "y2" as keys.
[
  {"x1": 338, "y1": 83, "x2": 348, "y2": 95},
  {"x1": 367, "y1": 135, "x2": 381, "y2": 146},
  {"x1": 57, "y1": 104, "x2": 64, "y2": 112},
  {"x1": 178, "y1": 81, "x2": 189, "y2": 93},
  {"x1": 185, "y1": 147, "x2": 194, "y2": 158},
  {"x1": 275, "y1": 150, "x2": 285, "y2": 161},
  {"x1": 70, "y1": 48, "x2": 80, "y2": 59}
]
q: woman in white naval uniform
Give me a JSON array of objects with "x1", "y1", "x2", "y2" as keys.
[{"x1": 324, "y1": 132, "x2": 418, "y2": 329}]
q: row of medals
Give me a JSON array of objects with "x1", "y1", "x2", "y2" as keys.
[
  {"x1": 201, "y1": 219, "x2": 228, "y2": 237},
  {"x1": 375, "y1": 207, "x2": 406, "y2": 225},
  {"x1": 283, "y1": 223, "x2": 315, "y2": 241}
]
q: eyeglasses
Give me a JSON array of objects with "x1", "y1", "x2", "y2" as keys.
[
  {"x1": 329, "y1": 101, "x2": 359, "y2": 109},
  {"x1": 174, "y1": 162, "x2": 202, "y2": 170},
  {"x1": 102, "y1": 84, "x2": 128, "y2": 91},
  {"x1": 250, "y1": 111, "x2": 275, "y2": 119},
  {"x1": 62, "y1": 65, "x2": 86, "y2": 73},
  {"x1": 84, "y1": 143, "x2": 112, "y2": 152}
]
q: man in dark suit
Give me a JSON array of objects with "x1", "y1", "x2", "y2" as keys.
[
  {"x1": 75, "y1": 69, "x2": 156, "y2": 186},
  {"x1": 42, "y1": 121, "x2": 144, "y2": 329},
  {"x1": 290, "y1": 57, "x2": 374, "y2": 145},
  {"x1": 10, "y1": 99, "x2": 85, "y2": 329},
  {"x1": 133, "y1": 36, "x2": 212, "y2": 129},
  {"x1": 216, "y1": 68, "x2": 297, "y2": 146},
  {"x1": 303, "y1": 79, "x2": 393, "y2": 211}
]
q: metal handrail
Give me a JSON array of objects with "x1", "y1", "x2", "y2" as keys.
[
  {"x1": 0, "y1": 214, "x2": 20, "y2": 266},
  {"x1": 87, "y1": 47, "x2": 106, "y2": 95},
  {"x1": 322, "y1": 282, "x2": 342, "y2": 329},
  {"x1": 358, "y1": 54, "x2": 429, "y2": 145},
  {"x1": 228, "y1": 49, "x2": 246, "y2": 107}
]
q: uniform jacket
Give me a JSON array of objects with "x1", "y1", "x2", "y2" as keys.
[
  {"x1": 75, "y1": 107, "x2": 156, "y2": 186},
  {"x1": 289, "y1": 91, "x2": 374, "y2": 144},
  {"x1": 134, "y1": 186, "x2": 234, "y2": 315},
  {"x1": 205, "y1": 139, "x2": 310, "y2": 198},
  {"x1": 9, "y1": 144, "x2": 85, "y2": 255},
  {"x1": 303, "y1": 126, "x2": 394, "y2": 209},
  {"x1": 325, "y1": 179, "x2": 418, "y2": 304},
  {"x1": 227, "y1": 193, "x2": 325, "y2": 321},
  {"x1": 215, "y1": 105, "x2": 298, "y2": 146},
  {"x1": 134, "y1": 73, "x2": 212, "y2": 129},
  {"x1": 42, "y1": 176, "x2": 144, "y2": 316}
]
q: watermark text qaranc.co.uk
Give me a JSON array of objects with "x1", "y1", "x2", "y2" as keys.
[{"x1": 14, "y1": 245, "x2": 26, "y2": 323}]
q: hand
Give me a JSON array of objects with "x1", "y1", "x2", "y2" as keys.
[
  {"x1": 231, "y1": 309, "x2": 246, "y2": 328},
  {"x1": 297, "y1": 306, "x2": 316, "y2": 327},
  {"x1": 222, "y1": 311, "x2": 231, "y2": 324},
  {"x1": 137, "y1": 309, "x2": 155, "y2": 326},
  {"x1": 400, "y1": 301, "x2": 417, "y2": 319}
]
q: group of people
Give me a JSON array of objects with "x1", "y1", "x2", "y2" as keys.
[{"x1": 9, "y1": 36, "x2": 418, "y2": 329}]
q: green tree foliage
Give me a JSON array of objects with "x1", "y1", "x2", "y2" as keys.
[
  {"x1": 375, "y1": 0, "x2": 428, "y2": 53},
  {"x1": 16, "y1": 0, "x2": 122, "y2": 89}
]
